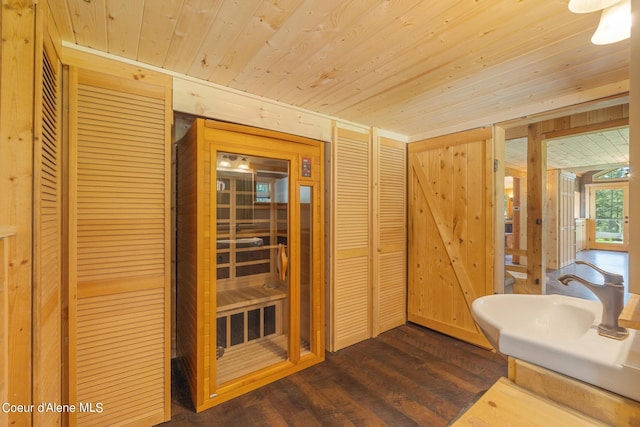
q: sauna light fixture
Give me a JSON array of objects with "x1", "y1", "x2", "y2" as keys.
[
  {"x1": 218, "y1": 154, "x2": 253, "y2": 173},
  {"x1": 237, "y1": 157, "x2": 250, "y2": 170},
  {"x1": 219, "y1": 155, "x2": 232, "y2": 168},
  {"x1": 569, "y1": 0, "x2": 631, "y2": 44}
]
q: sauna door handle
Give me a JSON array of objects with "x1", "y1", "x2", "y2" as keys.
[{"x1": 278, "y1": 243, "x2": 288, "y2": 281}]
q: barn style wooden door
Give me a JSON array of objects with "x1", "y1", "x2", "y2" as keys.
[{"x1": 407, "y1": 128, "x2": 495, "y2": 348}]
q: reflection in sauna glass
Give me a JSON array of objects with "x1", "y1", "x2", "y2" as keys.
[{"x1": 214, "y1": 152, "x2": 290, "y2": 386}]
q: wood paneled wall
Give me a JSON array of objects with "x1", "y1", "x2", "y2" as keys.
[
  {"x1": 173, "y1": 77, "x2": 333, "y2": 142},
  {"x1": 64, "y1": 49, "x2": 172, "y2": 426},
  {"x1": 0, "y1": 2, "x2": 36, "y2": 426},
  {"x1": 175, "y1": 119, "x2": 205, "y2": 408}
]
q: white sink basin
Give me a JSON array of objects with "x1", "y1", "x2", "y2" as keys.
[{"x1": 472, "y1": 294, "x2": 640, "y2": 401}]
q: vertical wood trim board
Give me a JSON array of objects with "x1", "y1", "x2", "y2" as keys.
[
  {"x1": 527, "y1": 123, "x2": 547, "y2": 293},
  {"x1": 0, "y1": 2, "x2": 36, "y2": 426},
  {"x1": 329, "y1": 125, "x2": 372, "y2": 351},
  {"x1": 0, "y1": 237, "x2": 4, "y2": 427},
  {"x1": 546, "y1": 170, "x2": 560, "y2": 270},
  {"x1": 630, "y1": 0, "x2": 639, "y2": 294},
  {"x1": 559, "y1": 172, "x2": 576, "y2": 267},
  {"x1": 175, "y1": 120, "x2": 204, "y2": 408},
  {"x1": 68, "y1": 63, "x2": 171, "y2": 426},
  {"x1": 0, "y1": 232, "x2": 16, "y2": 427},
  {"x1": 373, "y1": 135, "x2": 407, "y2": 335},
  {"x1": 407, "y1": 128, "x2": 493, "y2": 349}
]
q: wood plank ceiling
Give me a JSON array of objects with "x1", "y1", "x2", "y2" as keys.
[
  {"x1": 506, "y1": 127, "x2": 630, "y2": 173},
  {"x1": 49, "y1": 0, "x2": 629, "y2": 141}
]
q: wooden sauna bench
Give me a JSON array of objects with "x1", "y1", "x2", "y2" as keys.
[
  {"x1": 217, "y1": 285, "x2": 286, "y2": 312},
  {"x1": 216, "y1": 281, "x2": 287, "y2": 352}
]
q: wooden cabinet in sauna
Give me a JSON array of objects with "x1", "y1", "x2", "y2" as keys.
[{"x1": 176, "y1": 118, "x2": 325, "y2": 411}]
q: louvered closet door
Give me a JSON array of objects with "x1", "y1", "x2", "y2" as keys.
[
  {"x1": 329, "y1": 127, "x2": 371, "y2": 351},
  {"x1": 68, "y1": 67, "x2": 170, "y2": 426},
  {"x1": 33, "y1": 37, "x2": 62, "y2": 425},
  {"x1": 373, "y1": 136, "x2": 406, "y2": 335}
]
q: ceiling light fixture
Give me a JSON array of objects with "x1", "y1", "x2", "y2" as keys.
[
  {"x1": 568, "y1": 0, "x2": 620, "y2": 13},
  {"x1": 591, "y1": 0, "x2": 631, "y2": 44},
  {"x1": 568, "y1": 0, "x2": 631, "y2": 44}
]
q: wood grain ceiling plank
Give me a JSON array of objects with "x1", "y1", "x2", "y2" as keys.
[
  {"x1": 48, "y1": 0, "x2": 632, "y2": 142},
  {"x1": 49, "y1": 1, "x2": 75, "y2": 42},
  {"x1": 506, "y1": 127, "x2": 630, "y2": 173},
  {"x1": 299, "y1": 1, "x2": 591, "y2": 116},
  {"x1": 197, "y1": 0, "x2": 305, "y2": 84},
  {"x1": 362, "y1": 44, "x2": 628, "y2": 134},
  {"x1": 137, "y1": 0, "x2": 184, "y2": 67},
  {"x1": 66, "y1": 0, "x2": 108, "y2": 51},
  {"x1": 229, "y1": 0, "x2": 381, "y2": 94},
  {"x1": 392, "y1": 64, "x2": 627, "y2": 132},
  {"x1": 327, "y1": 10, "x2": 602, "y2": 123},
  {"x1": 290, "y1": 0, "x2": 522, "y2": 112},
  {"x1": 106, "y1": 0, "x2": 144, "y2": 60},
  {"x1": 162, "y1": 0, "x2": 223, "y2": 74},
  {"x1": 185, "y1": 0, "x2": 264, "y2": 80},
  {"x1": 257, "y1": 0, "x2": 425, "y2": 102}
]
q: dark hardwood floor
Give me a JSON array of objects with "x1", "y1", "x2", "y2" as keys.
[{"x1": 160, "y1": 324, "x2": 507, "y2": 426}]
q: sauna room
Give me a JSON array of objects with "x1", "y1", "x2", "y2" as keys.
[{"x1": 1, "y1": 0, "x2": 639, "y2": 426}]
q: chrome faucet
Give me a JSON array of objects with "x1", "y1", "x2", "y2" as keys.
[{"x1": 558, "y1": 260, "x2": 628, "y2": 340}]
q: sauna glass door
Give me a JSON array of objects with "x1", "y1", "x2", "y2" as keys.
[{"x1": 214, "y1": 152, "x2": 291, "y2": 385}]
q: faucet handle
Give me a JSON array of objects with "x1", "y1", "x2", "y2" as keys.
[{"x1": 575, "y1": 260, "x2": 624, "y2": 285}]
